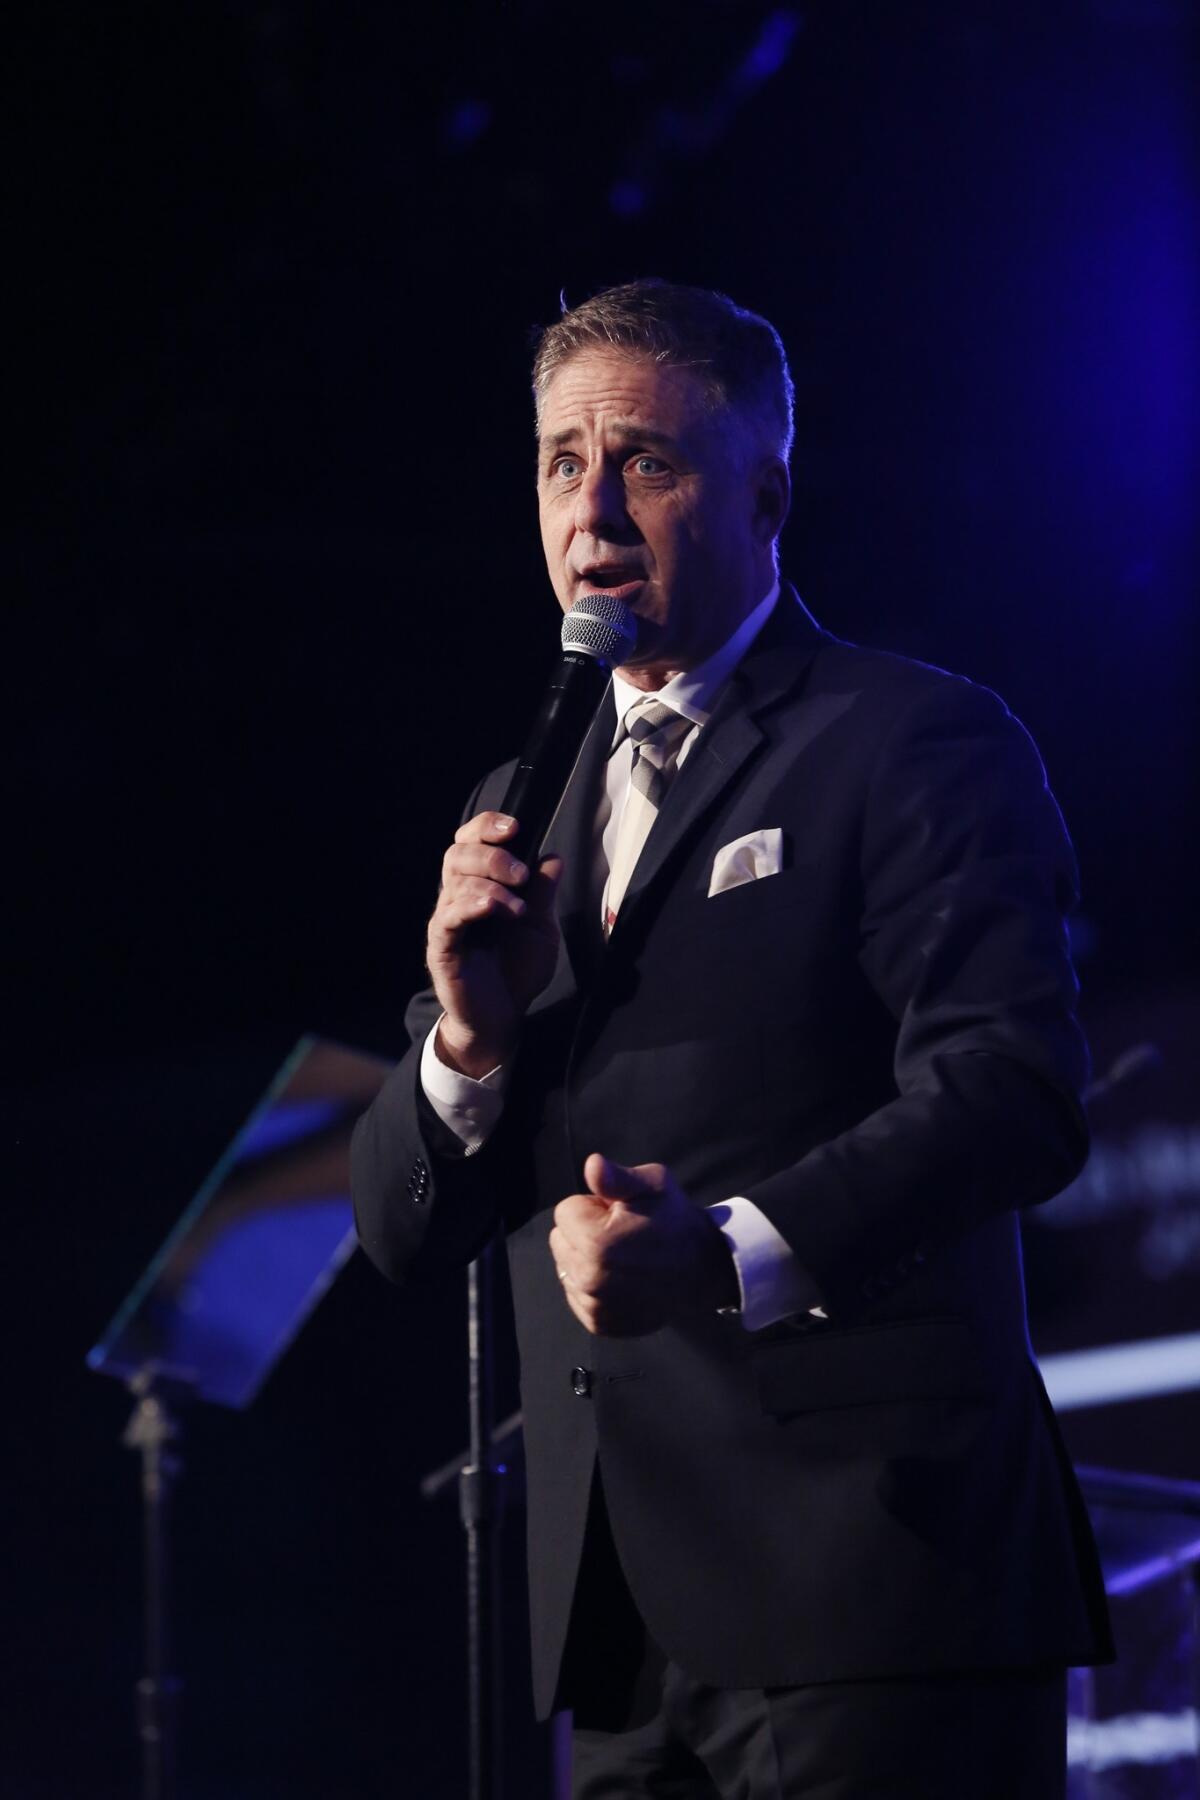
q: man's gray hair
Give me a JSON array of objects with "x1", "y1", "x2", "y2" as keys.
[{"x1": 532, "y1": 279, "x2": 794, "y2": 463}]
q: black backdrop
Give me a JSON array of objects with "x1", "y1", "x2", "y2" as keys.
[{"x1": 8, "y1": 4, "x2": 1199, "y2": 1795}]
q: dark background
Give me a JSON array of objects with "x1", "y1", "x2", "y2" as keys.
[{"x1": 7, "y1": 3, "x2": 1199, "y2": 1795}]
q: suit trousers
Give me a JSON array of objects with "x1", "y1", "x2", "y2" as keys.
[{"x1": 564, "y1": 1478, "x2": 1068, "y2": 1800}]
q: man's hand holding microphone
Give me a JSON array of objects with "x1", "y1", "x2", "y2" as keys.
[{"x1": 421, "y1": 594, "x2": 738, "y2": 1334}]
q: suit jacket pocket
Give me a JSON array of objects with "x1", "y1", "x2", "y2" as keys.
[
  {"x1": 754, "y1": 1316, "x2": 991, "y2": 1415},
  {"x1": 702, "y1": 863, "x2": 809, "y2": 920}
]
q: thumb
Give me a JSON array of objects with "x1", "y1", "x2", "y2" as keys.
[{"x1": 583, "y1": 1152, "x2": 664, "y2": 1207}]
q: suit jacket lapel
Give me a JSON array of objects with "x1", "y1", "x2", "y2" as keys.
[
  {"x1": 609, "y1": 588, "x2": 829, "y2": 936},
  {"x1": 540, "y1": 686, "x2": 614, "y2": 993}
]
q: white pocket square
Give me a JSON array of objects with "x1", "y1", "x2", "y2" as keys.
[{"x1": 707, "y1": 827, "x2": 784, "y2": 897}]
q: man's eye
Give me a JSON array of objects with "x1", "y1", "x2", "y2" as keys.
[
  {"x1": 630, "y1": 455, "x2": 667, "y2": 476},
  {"x1": 554, "y1": 458, "x2": 582, "y2": 479}
]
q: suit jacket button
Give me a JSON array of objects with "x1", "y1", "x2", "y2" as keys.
[{"x1": 570, "y1": 1367, "x2": 592, "y2": 1398}]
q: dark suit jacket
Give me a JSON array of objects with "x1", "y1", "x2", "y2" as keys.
[{"x1": 352, "y1": 590, "x2": 1112, "y2": 1718}]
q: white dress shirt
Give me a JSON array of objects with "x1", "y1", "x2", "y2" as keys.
[{"x1": 420, "y1": 581, "x2": 823, "y2": 1331}]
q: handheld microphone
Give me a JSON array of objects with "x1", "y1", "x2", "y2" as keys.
[{"x1": 499, "y1": 593, "x2": 636, "y2": 869}]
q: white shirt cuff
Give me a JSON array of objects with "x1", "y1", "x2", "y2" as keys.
[
  {"x1": 708, "y1": 1196, "x2": 825, "y2": 1332},
  {"x1": 419, "y1": 1020, "x2": 508, "y2": 1155}
]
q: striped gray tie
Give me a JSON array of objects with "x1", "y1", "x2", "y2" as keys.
[{"x1": 603, "y1": 699, "x2": 693, "y2": 935}]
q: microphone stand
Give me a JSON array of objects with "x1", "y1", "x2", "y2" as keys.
[
  {"x1": 450, "y1": 598, "x2": 633, "y2": 1795},
  {"x1": 462, "y1": 1238, "x2": 504, "y2": 1800},
  {"x1": 122, "y1": 1369, "x2": 189, "y2": 1800}
]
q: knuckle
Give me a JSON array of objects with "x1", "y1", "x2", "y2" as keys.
[
  {"x1": 489, "y1": 848, "x2": 524, "y2": 885},
  {"x1": 437, "y1": 878, "x2": 472, "y2": 918},
  {"x1": 442, "y1": 853, "x2": 477, "y2": 892},
  {"x1": 428, "y1": 895, "x2": 455, "y2": 933},
  {"x1": 577, "y1": 1253, "x2": 603, "y2": 1290},
  {"x1": 454, "y1": 812, "x2": 493, "y2": 845}
]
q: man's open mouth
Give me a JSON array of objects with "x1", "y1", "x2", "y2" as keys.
[{"x1": 578, "y1": 570, "x2": 646, "y2": 603}]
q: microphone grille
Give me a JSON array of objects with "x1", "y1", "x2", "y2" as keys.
[{"x1": 561, "y1": 592, "x2": 637, "y2": 664}]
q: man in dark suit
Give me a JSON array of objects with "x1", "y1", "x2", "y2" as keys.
[{"x1": 352, "y1": 281, "x2": 1110, "y2": 1797}]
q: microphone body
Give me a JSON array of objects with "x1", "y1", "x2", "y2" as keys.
[{"x1": 500, "y1": 595, "x2": 636, "y2": 869}]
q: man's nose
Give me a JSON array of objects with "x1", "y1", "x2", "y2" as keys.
[{"x1": 574, "y1": 459, "x2": 630, "y2": 537}]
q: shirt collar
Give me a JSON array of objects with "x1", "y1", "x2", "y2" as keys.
[{"x1": 610, "y1": 579, "x2": 781, "y2": 737}]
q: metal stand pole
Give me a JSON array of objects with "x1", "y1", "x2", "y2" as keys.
[
  {"x1": 122, "y1": 1372, "x2": 184, "y2": 1800},
  {"x1": 461, "y1": 1240, "x2": 504, "y2": 1800},
  {"x1": 1192, "y1": 1567, "x2": 1200, "y2": 1792}
]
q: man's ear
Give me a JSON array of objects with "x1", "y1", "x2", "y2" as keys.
[{"x1": 752, "y1": 455, "x2": 791, "y2": 548}]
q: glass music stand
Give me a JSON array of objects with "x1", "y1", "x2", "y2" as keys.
[
  {"x1": 87, "y1": 1035, "x2": 389, "y2": 1800},
  {"x1": 1069, "y1": 1467, "x2": 1200, "y2": 1796}
]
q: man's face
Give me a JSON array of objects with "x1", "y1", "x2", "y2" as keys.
[{"x1": 536, "y1": 350, "x2": 786, "y2": 685}]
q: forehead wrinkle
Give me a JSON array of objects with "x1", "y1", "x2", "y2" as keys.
[
  {"x1": 540, "y1": 421, "x2": 682, "y2": 453},
  {"x1": 535, "y1": 349, "x2": 725, "y2": 441}
]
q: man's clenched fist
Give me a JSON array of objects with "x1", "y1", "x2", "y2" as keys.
[{"x1": 549, "y1": 1153, "x2": 739, "y2": 1337}]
